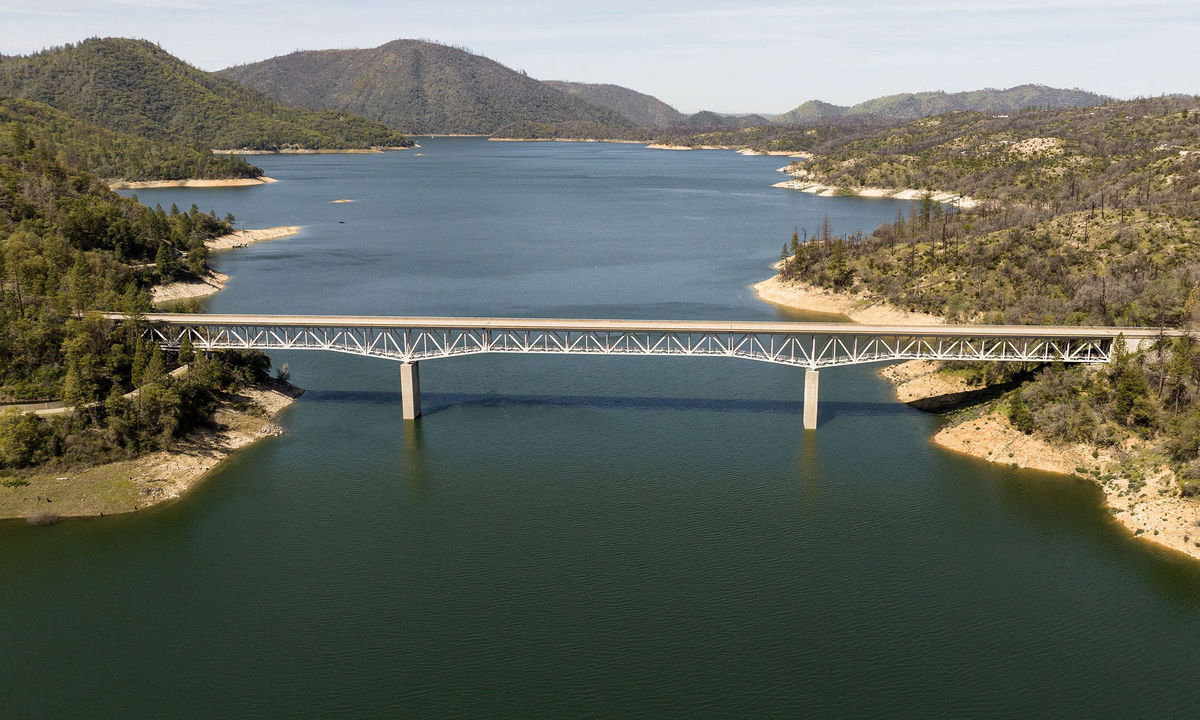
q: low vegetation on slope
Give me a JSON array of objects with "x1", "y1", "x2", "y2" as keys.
[{"x1": 0, "y1": 38, "x2": 412, "y2": 151}]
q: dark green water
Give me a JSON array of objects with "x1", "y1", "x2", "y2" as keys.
[{"x1": 4, "y1": 139, "x2": 1200, "y2": 718}]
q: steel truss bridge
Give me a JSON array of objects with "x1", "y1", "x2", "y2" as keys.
[{"x1": 107, "y1": 313, "x2": 1179, "y2": 429}]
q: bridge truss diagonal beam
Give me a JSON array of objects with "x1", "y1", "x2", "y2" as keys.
[{"x1": 135, "y1": 318, "x2": 1131, "y2": 369}]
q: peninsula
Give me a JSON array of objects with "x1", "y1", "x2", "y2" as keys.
[{"x1": 755, "y1": 95, "x2": 1200, "y2": 560}]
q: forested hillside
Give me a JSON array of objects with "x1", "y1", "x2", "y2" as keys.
[
  {"x1": 0, "y1": 122, "x2": 270, "y2": 474},
  {"x1": 788, "y1": 99, "x2": 1200, "y2": 206},
  {"x1": 774, "y1": 96, "x2": 1200, "y2": 488},
  {"x1": 0, "y1": 97, "x2": 262, "y2": 181},
  {"x1": 0, "y1": 38, "x2": 412, "y2": 151},
  {"x1": 779, "y1": 96, "x2": 1200, "y2": 322},
  {"x1": 776, "y1": 84, "x2": 1109, "y2": 124},
  {"x1": 220, "y1": 40, "x2": 637, "y2": 135},
  {"x1": 543, "y1": 81, "x2": 684, "y2": 126}
]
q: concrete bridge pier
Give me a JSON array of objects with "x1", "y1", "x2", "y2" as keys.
[
  {"x1": 803, "y1": 368, "x2": 819, "y2": 430},
  {"x1": 401, "y1": 361, "x2": 421, "y2": 420}
]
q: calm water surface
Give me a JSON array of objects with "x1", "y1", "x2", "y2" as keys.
[{"x1": 4, "y1": 139, "x2": 1200, "y2": 718}]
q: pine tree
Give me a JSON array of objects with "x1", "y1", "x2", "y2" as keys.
[
  {"x1": 178, "y1": 335, "x2": 195, "y2": 364},
  {"x1": 1007, "y1": 392, "x2": 1035, "y2": 434}
]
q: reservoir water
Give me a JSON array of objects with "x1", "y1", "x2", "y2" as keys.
[{"x1": 4, "y1": 138, "x2": 1200, "y2": 718}]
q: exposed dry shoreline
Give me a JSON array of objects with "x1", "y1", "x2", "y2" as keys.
[
  {"x1": 753, "y1": 272, "x2": 943, "y2": 325},
  {"x1": 110, "y1": 177, "x2": 278, "y2": 190},
  {"x1": 490, "y1": 137, "x2": 645, "y2": 144},
  {"x1": 935, "y1": 413, "x2": 1200, "y2": 560},
  {"x1": 4, "y1": 224, "x2": 312, "y2": 522},
  {"x1": 212, "y1": 146, "x2": 416, "y2": 155},
  {"x1": 0, "y1": 383, "x2": 302, "y2": 522},
  {"x1": 488, "y1": 137, "x2": 811, "y2": 158},
  {"x1": 152, "y1": 270, "x2": 229, "y2": 304},
  {"x1": 754, "y1": 270, "x2": 1200, "y2": 561},
  {"x1": 773, "y1": 165, "x2": 979, "y2": 209},
  {"x1": 205, "y1": 225, "x2": 301, "y2": 251},
  {"x1": 150, "y1": 226, "x2": 301, "y2": 303}
]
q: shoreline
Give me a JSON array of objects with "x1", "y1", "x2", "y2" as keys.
[
  {"x1": 486, "y1": 137, "x2": 811, "y2": 157},
  {"x1": 773, "y1": 178, "x2": 979, "y2": 209},
  {"x1": 211, "y1": 145, "x2": 416, "y2": 155},
  {"x1": 6, "y1": 225, "x2": 311, "y2": 522},
  {"x1": 109, "y1": 176, "x2": 277, "y2": 190},
  {"x1": 773, "y1": 164, "x2": 978, "y2": 208},
  {"x1": 490, "y1": 137, "x2": 645, "y2": 144},
  {"x1": 152, "y1": 270, "x2": 228, "y2": 304},
  {"x1": 752, "y1": 272, "x2": 943, "y2": 325},
  {"x1": 753, "y1": 269, "x2": 1200, "y2": 562},
  {"x1": 0, "y1": 382, "x2": 302, "y2": 523},
  {"x1": 150, "y1": 225, "x2": 302, "y2": 304},
  {"x1": 934, "y1": 413, "x2": 1200, "y2": 561},
  {"x1": 205, "y1": 225, "x2": 301, "y2": 251}
]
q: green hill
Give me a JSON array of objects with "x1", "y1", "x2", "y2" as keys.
[
  {"x1": 777, "y1": 85, "x2": 1109, "y2": 124},
  {"x1": 543, "y1": 81, "x2": 684, "y2": 126},
  {"x1": 0, "y1": 97, "x2": 262, "y2": 181},
  {"x1": 218, "y1": 39, "x2": 637, "y2": 135},
  {"x1": 0, "y1": 38, "x2": 412, "y2": 151}
]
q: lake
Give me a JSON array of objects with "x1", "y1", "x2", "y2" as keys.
[{"x1": 3, "y1": 138, "x2": 1199, "y2": 718}]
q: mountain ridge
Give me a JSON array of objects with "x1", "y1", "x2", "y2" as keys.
[
  {"x1": 0, "y1": 37, "x2": 412, "y2": 151},
  {"x1": 220, "y1": 40, "x2": 637, "y2": 135}
]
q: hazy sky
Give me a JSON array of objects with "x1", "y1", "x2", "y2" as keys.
[{"x1": 2, "y1": 0, "x2": 1197, "y2": 113}]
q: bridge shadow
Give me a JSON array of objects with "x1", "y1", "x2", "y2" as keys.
[{"x1": 299, "y1": 389, "x2": 913, "y2": 421}]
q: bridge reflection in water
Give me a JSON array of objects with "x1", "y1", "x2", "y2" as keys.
[{"x1": 107, "y1": 313, "x2": 1177, "y2": 429}]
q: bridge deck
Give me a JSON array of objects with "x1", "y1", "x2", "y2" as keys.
[
  {"x1": 108, "y1": 313, "x2": 1182, "y2": 340},
  {"x1": 105, "y1": 313, "x2": 1185, "y2": 428}
]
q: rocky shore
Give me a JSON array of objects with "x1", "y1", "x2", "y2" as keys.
[
  {"x1": 109, "y1": 177, "x2": 277, "y2": 190},
  {"x1": 755, "y1": 270, "x2": 1200, "y2": 562},
  {"x1": 150, "y1": 226, "x2": 301, "y2": 304},
  {"x1": 773, "y1": 165, "x2": 979, "y2": 209}
]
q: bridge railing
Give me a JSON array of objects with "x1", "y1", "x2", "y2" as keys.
[
  {"x1": 136, "y1": 319, "x2": 1125, "y2": 369},
  {"x1": 102, "y1": 313, "x2": 1182, "y2": 428}
]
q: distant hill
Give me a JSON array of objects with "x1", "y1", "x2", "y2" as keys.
[
  {"x1": 0, "y1": 38, "x2": 412, "y2": 151},
  {"x1": 543, "y1": 81, "x2": 684, "y2": 126},
  {"x1": 0, "y1": 97, "x2": 262, "y2": 181},
  {"x1": 220, "y1": 40, "x2": 637, "y2": 135},
  {"x1": 776, "y1": 85, "x2": 1109, "y2": 124},
  {"x1": 672, "y1": 111, "x2": 772, "y2": 130}
]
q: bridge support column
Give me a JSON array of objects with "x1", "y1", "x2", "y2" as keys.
[
  {"x1": 401, "y1": 361, "x2": 421, "y2": 420},
  {"x1": 803, "y1": 368, "x2": 819, "y2": 430}
]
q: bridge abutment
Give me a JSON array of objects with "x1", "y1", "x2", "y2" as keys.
[
  {"x1": 804, "y1": 368, "x2": 819, "y2": 430},
  {"x1": 401, "y1": 361, "x2": 421, "y2": 420}
]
